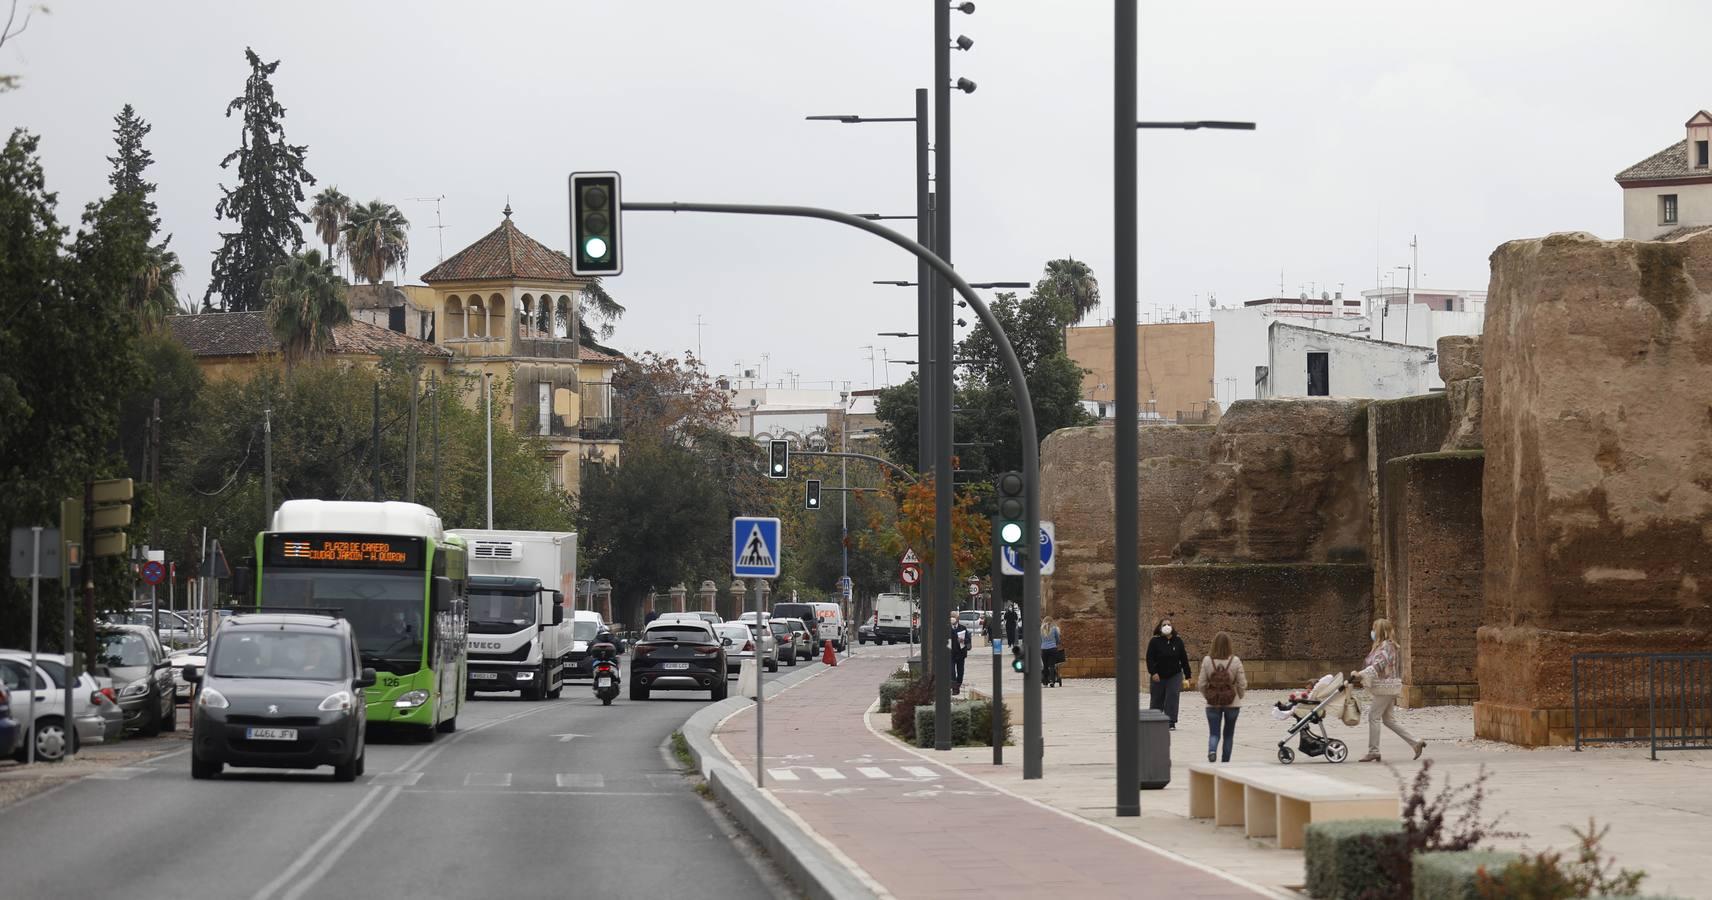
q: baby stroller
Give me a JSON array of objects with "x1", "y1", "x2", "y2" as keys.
[{"x1": 1270, "y1": 673, "x2": 1353, "y2": 764}]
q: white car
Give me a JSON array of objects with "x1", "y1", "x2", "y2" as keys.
[
  {"x1": 715, "y1": 622, "x2": 778, "y2": 674},
  {"x1": 0, "y1": 652, "x2": 122, "y2": 761},
  {"x1": 167, "y1": 642, "x2": 208, "y2": 701}
]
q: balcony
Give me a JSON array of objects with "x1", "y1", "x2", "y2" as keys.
[
  {"x1": 513, "y1": 336, "x2": 580, "y2": 360},
  {"x1": 579, "y1": 417, "x2": 622, "y2": 440}
]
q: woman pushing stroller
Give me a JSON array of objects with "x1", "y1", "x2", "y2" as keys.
[{"x1": 1348, "y1": 618, "x2": 1426, "y2": 762}]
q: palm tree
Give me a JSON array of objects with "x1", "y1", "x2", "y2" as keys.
[
  {"x1": 266, "y1": 249, "x2": 349, "y2": 365},
  {"x1": 309, "y1": 186, "x2": 351, "y2": 264},
  {"x1": 1039, "y1": 257, "x2": 1101, "y2": 327},
  {"x1": 343, "y1": 200, "x2": 409, "y2": 286},
  {"x1": 129, "y1": 242, "x2": 183, "y2": 334}
]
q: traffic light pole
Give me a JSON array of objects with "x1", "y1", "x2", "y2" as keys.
[
  {"x1": 622, "y1": 204, "x2": 1041, "y2": 751},
  {"x1": 1114, "y1": 0, "x2": 1141, "y2": 816},
  {"x1": 931, "y1": 0, "x2": 957, "y2": 752}
]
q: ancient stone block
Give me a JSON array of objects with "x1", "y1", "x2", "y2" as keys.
[
  {"x1": 1442, "y1": 376, "x2": 1483, "y2": 452},
  {"x1": 1174, "y1": 399, "x2": 1372, "y2": 564},
  {"x1": 1367, "y1": 393, "x2": 1454, "y2": 614},
  {"x1": 1437, "y1": 334, "x2": 1482, "y2": 383},
  {"x1": 1139, "y1": 563, "x2": 1372, "y2": 687},
  {"x1": 1384, "y1": 452, "x2": 1484, "y2": 706},
  {"x1": 1477, "y1": 230, "x2": 1712, "y2": 743}
]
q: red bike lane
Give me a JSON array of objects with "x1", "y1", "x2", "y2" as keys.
[{"x1": 714, "y1": 655, "x2": 1269, "y2": 898}]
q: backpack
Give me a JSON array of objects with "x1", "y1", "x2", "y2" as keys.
[{"x1": 1202, "y1": 660, "x2": 1237, "y2": 707}]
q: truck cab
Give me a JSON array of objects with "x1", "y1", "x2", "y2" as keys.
[{"x1": 465, "y1": 575, "x2": 564, "y2": 700}]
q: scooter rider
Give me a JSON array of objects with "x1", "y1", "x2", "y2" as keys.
[{"x1": 591, "y1": 629, "x2": 620, "y2": 668}]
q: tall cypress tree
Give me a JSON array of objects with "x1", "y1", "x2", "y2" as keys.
[
  {"x1": 205, "y1": 48, "x2": 315, "y2": 312},
  {"x1": 107, "y1": 104, "x2": 181, "y2": 328}
]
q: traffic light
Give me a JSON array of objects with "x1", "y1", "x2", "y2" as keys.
[
  {"x1": 568, "y1": 171, "x2": 622, "y2": 276},
  {"x1": 995, "y1": 470, "x2": 1025, "y2": 548},
  {"x1": 768, "y1": 439, "x2": 789, "y2": 479},
  {"x1": 89, "y1": 477, "x2": 133, "y2": 558},
  {"x1": 805, "y1": 479, "x2": 821, "y2": 510}
]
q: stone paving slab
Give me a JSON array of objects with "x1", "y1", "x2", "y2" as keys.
[{"x1": 714, "y1": 652, "x2": 1279, "y2": 899}]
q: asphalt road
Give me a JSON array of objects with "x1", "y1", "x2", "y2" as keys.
[{"x1": 0, "y1": 662, "x2": 813, "y2": 900}]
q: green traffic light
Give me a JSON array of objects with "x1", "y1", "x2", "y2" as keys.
[
  {"x1": 1000, "y1": 521, "x2": 1024, "y2": 545},
  {"x1": 1012, "y1": 657, "x2": 1026, "y2": 673},
  {"x1": 583, "y1": 236, "x2": 609, "y2": 260}
]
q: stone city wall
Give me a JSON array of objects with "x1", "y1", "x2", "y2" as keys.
[
  {"x1": 1477, "y1": 231, "x2": 1712, "y2": 745},
  {"x1": 1384, "y1": 451, "x2": 1485, "y2": 707}
]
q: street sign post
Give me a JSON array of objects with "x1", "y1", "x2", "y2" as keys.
[
  {"x1": 732, "y1": 517, "x2": 783, "y2": 579},
  {"x1": 140, "y1": 559, "x2": 166, "y2": 586},
  {"x1": 899, "y1": 564, "x2": 921, "y2": 587},
  {"x1": 1001, "y1": 522, "x2": 1056, "y2": 576}
]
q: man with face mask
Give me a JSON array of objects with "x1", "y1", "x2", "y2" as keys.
[{"x1": 1146, "y1": 617, "x2": 1192, "y2": 729}]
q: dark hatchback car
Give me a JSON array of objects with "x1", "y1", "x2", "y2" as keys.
[
  {"x1": 768, "y1": 620, "x2": 798, "y2": 666},
  {"x1": 629, "y1": 621, "x2": 727, "y2": 701},
  {"x1": 183, "y1": 613, "x2": 375, "y2": 782}
]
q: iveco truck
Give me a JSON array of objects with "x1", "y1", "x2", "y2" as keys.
[{"x1": 449, "y1": 530, "x2": 576, "y2": 701}]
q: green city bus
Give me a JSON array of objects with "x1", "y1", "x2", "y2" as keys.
[{"x1": 250, "y1": 500, "x2": 468, "y2": 741}]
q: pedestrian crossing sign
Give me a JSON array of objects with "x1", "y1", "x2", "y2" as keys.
[{"x1": 732, "y1": 516, "x2": 783, "y2": 578}]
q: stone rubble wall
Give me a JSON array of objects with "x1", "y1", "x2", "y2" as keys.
[{"x1": 1477, "y1": 231, "x2": 1712, "y2": 745}]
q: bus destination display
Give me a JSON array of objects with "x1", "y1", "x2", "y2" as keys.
[{"x1": 265, "y1": 533, "x2": 424, "y2": 569}]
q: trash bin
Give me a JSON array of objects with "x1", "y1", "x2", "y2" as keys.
[{"x1": 1138, "y1": 708, "x2": 1172, "y2": 790}]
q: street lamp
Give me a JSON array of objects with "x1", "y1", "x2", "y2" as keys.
[
  {"x1": 877, "y1": 331, "x2": 917, "y2": 338},
  {"x1": 1113, "y1": 9, "x2": 1258, "y2": 809},
  {"x1": 858, "y1": 214, "x2": 918, "y2": 221}
]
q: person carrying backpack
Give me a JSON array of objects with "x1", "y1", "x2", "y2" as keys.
[{"x1": 1199, "y1": 631, "x2": 1247, "y2": 762}]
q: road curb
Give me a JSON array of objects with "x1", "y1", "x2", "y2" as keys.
[{"x1": 681, "y1": 662, "x2": 877, "y2": 900}]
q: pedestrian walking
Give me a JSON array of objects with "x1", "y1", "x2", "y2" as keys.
[
  {"x1": 1039, "y1": 615, "x2": 1063, "y2": 685},
  {"x1": 1350, "y1": 618, "x2": 1425, "y2": 763},
  {"x1": 1199, "y1": 631, "x2": 1247, "y2": 762},
  {"x1": 1004, "y1": 602, "x2": 1019, "y2": 646},
  {"x1": 948, "y1": 615, "x2": 971, "y2": 694},
  {"x1": 1146, "y1": 617, "x2": 1191, "y2": 729}
]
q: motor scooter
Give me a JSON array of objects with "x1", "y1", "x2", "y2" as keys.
[{"x1": 591, "y1": 645, "x2": 621, "y2": 706}]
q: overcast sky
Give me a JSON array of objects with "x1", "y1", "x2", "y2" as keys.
[{"x1": 5, "y1": 1, "x2": 1708, "y2": 392}]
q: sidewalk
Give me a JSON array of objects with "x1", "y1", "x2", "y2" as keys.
[
  {"x1": 0, "y1": 729, "x2": 190, "y2": 808},
  {"x1": 713, "y1": 652, "x2": 1277, "y2": 899},
  {"x1": 933, "y1": 654, "x2": 1712, "y2": 898}
]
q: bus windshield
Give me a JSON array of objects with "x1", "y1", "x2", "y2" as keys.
[
  {"x1": 261, "y1": 570, "x2": 424, "y2": 670},
  {"x1": 467, "y1": 589, "x2": 537, "y2": 634}
]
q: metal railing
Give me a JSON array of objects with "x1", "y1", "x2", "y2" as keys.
[{"x1": 1572, "y1": 652, "x2": 1712, "y2": 759}]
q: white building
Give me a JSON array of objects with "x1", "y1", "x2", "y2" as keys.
[
  {"x1": 1616, "y1": 110, "x2": 1712, "y2": 241},
  {"x1": 728, "y1": 385, "x2": 865, "y2": 446},
  {"x1": 1258, "y1": 323, "x2": 1435, "y2": 400},
  {"x1": 1356, "y1": 287, "x2": 1485, "y2": 350},
  {"x1": 1212, "y1": 298, "x2": 1368, "y2": 406}
]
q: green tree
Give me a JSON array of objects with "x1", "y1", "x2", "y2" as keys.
[
  {"x1": 0, "y1": 129, "x2": 147, "y2": 649},
  {"x1": 954, "y1": 289, "x2": 1094, "y2": 475},
  {"x1": 308, "y1": 186, "x2": 350, "y2": 268},
  {"x1": 343, "y1": 199, "x2": 408, "y2": 285},
  {"x1": 266, "y1": 248, "x2": 349, "y2": 365},
  {"x1": 107, "y1": 104, "x2": 180, "y2": 333},
  {"x1": 206, "y1": 48, "x2": 315, "y2": 312},
  {"x1": 579, "y1": 278, "x2": 626, "y2": 341},
  {"x1": 1037, "y1": 257, "x2": 1101, "y2": 327}
]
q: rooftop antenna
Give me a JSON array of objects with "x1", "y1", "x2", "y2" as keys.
[
  {"x1": 695, "y1": 314, "x2": 707, "y2": 359},
  {"x1": 408, "y1": 195, "x2": 447, "y2": 262}
]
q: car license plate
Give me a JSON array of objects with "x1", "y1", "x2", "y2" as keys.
[
  {"x1": 596, "y1": 677, "x2": 612, "y2": 688},
  {"x1": 662, "y1": 662, "x2": 690, "y2": 670},
  {"x1": 245, "y1": 727, "x2": 297, "y2": 741},
  {"x1": 469, "y1": 671, "x2": 498, "y2": 680}
]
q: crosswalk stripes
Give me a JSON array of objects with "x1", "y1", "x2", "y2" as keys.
[
  {"x1": 765, "y1": 765, "x2": 942, "y2": 782},
  {"x1": 768, "y1": 769, "x2": 801, "y2": 782},
  {"x1": 902, "y1": 766, "x2": 939, "y2": 779},
  {"x1": 465, "y1": 772, "x2": 512, "y2": 787},
  {"x1": 555, "y1": 773, "x2": 605, "y2": 789},
  {"x1": 855, "y1": 767, "x2": 892, "y2": 779},
  {"x1": 807, "y1": 767, "x2": 845, "y2": 780}
]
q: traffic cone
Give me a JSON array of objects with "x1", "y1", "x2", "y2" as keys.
[{"x1": 822, "y1": 639, "x2": 838, "y2": 666}]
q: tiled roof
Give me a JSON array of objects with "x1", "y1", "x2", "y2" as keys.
[
  {"x1": 1615, "y1": 140, "x2": 1697, "y2": 182},
  {"x1": 578, "y1": 345, "x2": 624, "y2": 363},
  {"x1": 420, "y1": 216, "x2": 576, "y2": 284},
  {"x1": 167, "y1": 311, "x2": 449, "y2": 358}
]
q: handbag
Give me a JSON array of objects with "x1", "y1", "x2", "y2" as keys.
[{"x1": 1340, "y1": 691, "x2": 1363, "y2": 727}]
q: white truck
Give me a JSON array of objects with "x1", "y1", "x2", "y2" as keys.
[
  {"x1": 449, "y1": 530, "x2": 577, "y2": 701},
  {"x1": 874, "y1": 593, "x2": 917, "y2": 645}
]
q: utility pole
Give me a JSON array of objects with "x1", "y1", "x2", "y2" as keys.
[
  {"x1": 262, "y1": 408, "x2": 273, "y2": 530},
  {"x1": 430, "y1": 372, "x2": 440, "y2": 509},
  {"x1": 484, "y1": 372, "x2": 495, "y2": 529},
  {"x1": 929, "y1": 0, "x2": 961, "y2": 752},
  {"x1": 1114, "y1": 0, "x2": 1140, "y2": 812},
  {"x1": 371, "y1": 381, "x2": 382, "y2": 502}
]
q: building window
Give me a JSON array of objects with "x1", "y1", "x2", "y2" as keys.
[
  {"x1": 1698, "y1": 141, "x2": 1709, "y2": 168},
  {"x1": 1306, "y1": 352, "x2": 1330, "y2": 397},
  {"x1": 1661, "y1": 194, "x2": 1679, "y2": 225}
]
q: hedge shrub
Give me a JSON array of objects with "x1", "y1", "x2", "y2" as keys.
[
  {"x1": 913, "y1": 701, "x2": 974, "y2": 748},
  {"x1": 877, "y1": 677, "x2": 910, "y2": 713},
  {"x1": 1304, "y1": 819, "x2": 1404, "y2": 899},
  {"x1": 1414, "y1": 850, "x2": 1522, "y2": 900}
]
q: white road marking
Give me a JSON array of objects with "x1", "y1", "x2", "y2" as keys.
[
  {"x1": 249, "y1": 786, "x2": 389, "y2": 900},
  {"x1": 555, "y1": 773, "x2": 604, "y2": 789},
  {"x1": 277, "y1": 785, "x2": 404, "y2": 900},
  {"x1": 856, "y1": 767, "x2": 892, "y2": 779},
  {"x1": 465, "y1": 772, "x2": 511, "y2": 787},
  {"x1": 767, "y1": 768, "x2": 801, "y2": 781},
  {"x1": 901, "y1": 765, "x2": 939, "y2": 779},
  {"x1": 808, "y1": 767, "x2": 845, "y2": 780},
  {"x1": 403, "y1": 789, "x2": 674, "y2": 797},
  {"x1": 367, "y1": 772, "x2": 422, "y2": 787}
]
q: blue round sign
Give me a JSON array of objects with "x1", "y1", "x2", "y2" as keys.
[
  {"x1": 140, "y1": 560, "x2": 166, "y2": 585},
  {"x1": 1000, "y1": 525, "x2": 1054, "y2": 575}
]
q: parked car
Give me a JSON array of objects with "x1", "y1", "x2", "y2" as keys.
[
  {"x1": 183, "y1": 612, "x2": 374, "y2": 781},
  {"x1": 768, "y1": 620, "x2": 799, "y2": 666},
  {"x1": 777, "y1": 617, "x2": 816, "y2": 661},
  {"x1": 96, "y1": 624, "x2": 177, "y2": 736},
  {"x1": 0, "y1": 652, "x2": 120, "y2": 761},
  {"x1": 629, "y1": 620, "x2": 727, "y2": 701},
  {"x1": 857, "y1": 621, "x2": 878, "y2": 645},
  {"x1": 101, "y1": 608, "x2": 197, "y2": 649},
  {"x1": 0, "y1": 675, "x2": 18, "y2": 759},
  {"x1": 168, "y1": 642, "x2": 209, "y2": 702}
]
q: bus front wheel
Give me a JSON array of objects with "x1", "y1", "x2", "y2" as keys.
[{"x1": 418, "y1": 724, "x2": 438, "y2": 743}]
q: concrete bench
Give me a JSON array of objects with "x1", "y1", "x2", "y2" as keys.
[{"x1": 1187, "y1": 763, "x2": 1397, "y2": 850}]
